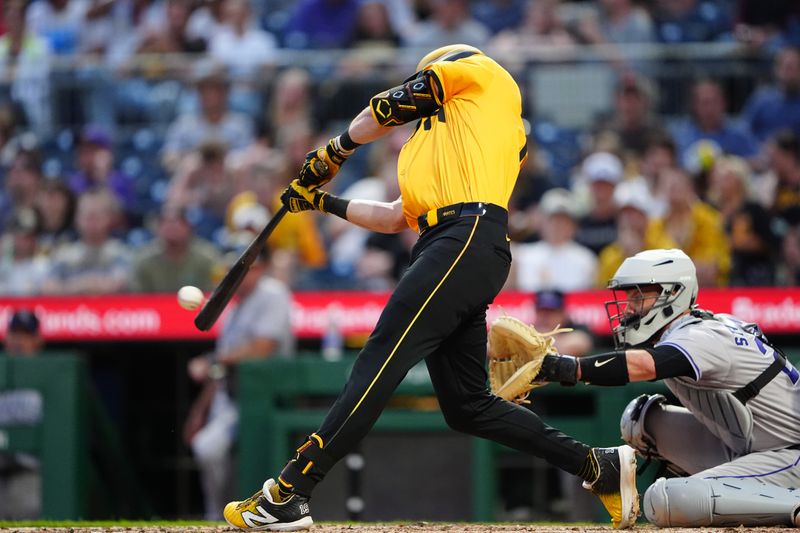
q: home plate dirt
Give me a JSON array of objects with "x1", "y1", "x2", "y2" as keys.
[{"x1": 0, "y1": 525, "x2": 797, "y2": 533}]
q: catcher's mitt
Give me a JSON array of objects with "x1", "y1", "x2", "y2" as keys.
[{"x1": 488, "y1": 315, "x2": 571, "y2": 404}]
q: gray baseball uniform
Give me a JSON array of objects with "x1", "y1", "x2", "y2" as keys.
[
  {"x1": 652, "y1": 312, "x2": 800, "y2": 483},
  {"x1": 633, "y1": 311, "x2": 800, "y2": 527}
]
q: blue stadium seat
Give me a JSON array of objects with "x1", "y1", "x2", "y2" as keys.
[
  {"x1": 531, "y1": 120, "x2": 582, "y2": 187},
  {"x1": 41, "y1": 128, "x2": 76, "y2": 176},
  {"x1": 126, "y1": 227, "x2": 154, "y2": 248},
  {"x1": 42, "y1": 157, "x2": 63, "y2": 179}
]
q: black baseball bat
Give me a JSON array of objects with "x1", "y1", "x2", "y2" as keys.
[
  {"x1": 194, "y1": 205, "x2": 288, "y2": 331},
  {"x1": 193, "y1": 159, "x2": 329, "y2": 331}
]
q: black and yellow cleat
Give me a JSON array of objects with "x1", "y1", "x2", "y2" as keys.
[
  {"x1": 223, "y1": 479, "x2": 313, "y2": 531},
  {"x1": 584, "y1": 445, "x2": 639, "y2": 529}
]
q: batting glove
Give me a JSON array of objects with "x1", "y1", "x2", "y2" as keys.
[
  {"x1": 297, "y1": 136, "x2": 354, "y2": 191},
  {"x1": 281, "y1": 180, "x2": 328, "y2": 213}
]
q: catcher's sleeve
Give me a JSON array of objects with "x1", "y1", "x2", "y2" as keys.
[
  {"x1": 577, "y1": 351, "x2": 629, "y2": 385},
  {"x1": 540, "y1": 351, "x2": 633, "y2": 386}
]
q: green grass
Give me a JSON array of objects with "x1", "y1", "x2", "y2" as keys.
[{"x1": 0, "y1": 520, "x2": 223, "y2": 527}]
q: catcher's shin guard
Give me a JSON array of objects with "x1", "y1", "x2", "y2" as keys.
[
  {"x1": 583, "y1": 446, "x2": 639, "y2": 529},
  {"x1": 224, "y1": 478, "x2": 313, "y2": 531},
  {"x1": 644, "y1": 476, "x2": 800, "y2": 527},
  {"x1": 277, "y1": 434, "x2": 334, "y2": 497}
]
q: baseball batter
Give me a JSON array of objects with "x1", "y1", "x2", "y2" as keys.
[
  {"x1": 224, "y1": 45, "x2": 638, "y2": 531},
  {"x1": 529, "y1": 248, "x2": 800, "y2": 527}
]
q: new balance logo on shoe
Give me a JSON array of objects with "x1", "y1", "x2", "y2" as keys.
[
  {"x1": 225, "y1": 479, "x2": 314, "y2": 531},
  {"x1": 242, "y1": 507, "x2": 278, "y2": 528}
]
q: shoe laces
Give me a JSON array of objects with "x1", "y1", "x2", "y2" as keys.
[{"x1": 235, "y1": 490, "x2": 264, "y2": 511}]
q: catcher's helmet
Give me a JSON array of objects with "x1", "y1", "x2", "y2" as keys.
[
  {"x1": 606, "y1": 249, "x2": 698, "y2": 348},
  {"x1": 416, "y1": 44, "x2": 483, "y2": 72}
]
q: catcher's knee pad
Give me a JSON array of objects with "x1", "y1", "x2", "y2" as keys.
[
  {"x1": 620, "y1": 393, "x2": 666, "y2": 456},
  {"x1": 645, "y1": 476, "x2": 800, "y2": 527}
]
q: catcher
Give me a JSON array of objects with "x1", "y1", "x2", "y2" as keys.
[
  {"x1": 492, "y1": 248, "x2": 800, "y2": 528},
  {"x1": 224, "y1": 44, "x2": 638, "y2": 531}
]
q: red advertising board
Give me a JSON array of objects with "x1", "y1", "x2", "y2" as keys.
[{"x1": 0, "y1": 288, "x2": 799, "y2": 342}]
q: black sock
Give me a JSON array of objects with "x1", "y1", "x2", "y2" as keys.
[{"x1": 277, "y1": 485, "x2": 293, "y2": 501}]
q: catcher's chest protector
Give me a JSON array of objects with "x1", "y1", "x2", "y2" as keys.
[{"x1": 665, "y1": 379, "x2": 753, "y2": 455}]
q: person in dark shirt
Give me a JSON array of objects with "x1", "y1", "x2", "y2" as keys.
[
  {"x1": 670, "y1": 79, "x2": 760, "y2": 166},
  {"x1": 742, "y1": 46, "x2": 800, "y2": 142},
  {"x1": 0, "y1": 309, "x2": 44, "y2": 519},
  {"x1": 595, "y1": 74, "x2": 666, "y2": 160},
  {"x1": 576, "y1": 151, "x2": 623, "y2": 255}
]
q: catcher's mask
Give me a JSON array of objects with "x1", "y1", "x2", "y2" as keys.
[{"x1": 605, "y1": 249, "x2": 697, "y2": 348}]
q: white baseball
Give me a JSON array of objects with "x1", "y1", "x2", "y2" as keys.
[{"x1": 177, "y1": 285, "x2": 205, "y2": 311}]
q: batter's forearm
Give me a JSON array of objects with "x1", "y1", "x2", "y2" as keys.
[
  {"x1": 348, "y1": 107, "x2": 392, "y2": 145},
  {"x1": 345, "y1": 197, "x2": 407, "y2": 233}
]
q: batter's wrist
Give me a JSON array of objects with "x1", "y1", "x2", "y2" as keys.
[
  {"x1": 338, "y1": 130, "x2": 361, "y2": 151},
  {"x1": 327, "y1": 131, "x2": 360, "y2": 164},
  {"x1": 320, "y1": 193, "x2": 350, "y2": 220}
]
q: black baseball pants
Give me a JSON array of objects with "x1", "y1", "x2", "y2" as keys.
[{"x1": 281, "y1": 205, "x2": 590, "y2": 495}]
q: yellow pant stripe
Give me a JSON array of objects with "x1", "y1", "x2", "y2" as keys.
[
  {"x1": 347, "y1": 216, "x2": 480, "y2": 418},
  {"x1": 310, "y1": 433, "x2": 324, "y2": 448}
]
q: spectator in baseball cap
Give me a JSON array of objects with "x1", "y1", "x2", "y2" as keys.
[
  {"x1": 596, "y1": 181, "x2": 676, "y2": 286},
  {"x1": 4, "y1": 309, "x2": 43, "y2": 357},
  {"x1": 67, "y1": 124, "x2": 137, "y2": 217},
  {"x1": 512, "y1": 188, "x2": 598, "y2": 292},
  {"x1": 576, "y1": 152, "x2": 623, "y2": 254},
  {"x1": 533, "y1": 289, "x2": 593, "y2": 357}
]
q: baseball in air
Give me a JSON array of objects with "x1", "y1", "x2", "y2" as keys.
[{"x1": 177, "y1": 285, "x2": 205, "y2": 311}]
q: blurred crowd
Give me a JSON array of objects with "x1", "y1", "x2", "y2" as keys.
[{"x1": 1, "y1": 0, "x2": 800, "y2": 295}]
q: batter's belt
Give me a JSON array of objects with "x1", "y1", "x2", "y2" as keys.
[{"x1": 417, "y1": 202, "x2": 507, "y2": 234}]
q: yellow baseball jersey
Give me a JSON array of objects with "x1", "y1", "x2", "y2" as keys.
[{"x1": 396, "y1": 53, "x2": 527, "y2": 231}]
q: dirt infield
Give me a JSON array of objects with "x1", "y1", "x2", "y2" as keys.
[{"x1": 0, "y1": 525, "x2": 797, "y2": 533}]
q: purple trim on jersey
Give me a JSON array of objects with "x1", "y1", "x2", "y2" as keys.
[
  {"x1": 703, "y1": 454, "x2": 800, "y2": 480},
  {"x1": 659, "y1": 341, "x2": 701, "y2": 380}
]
